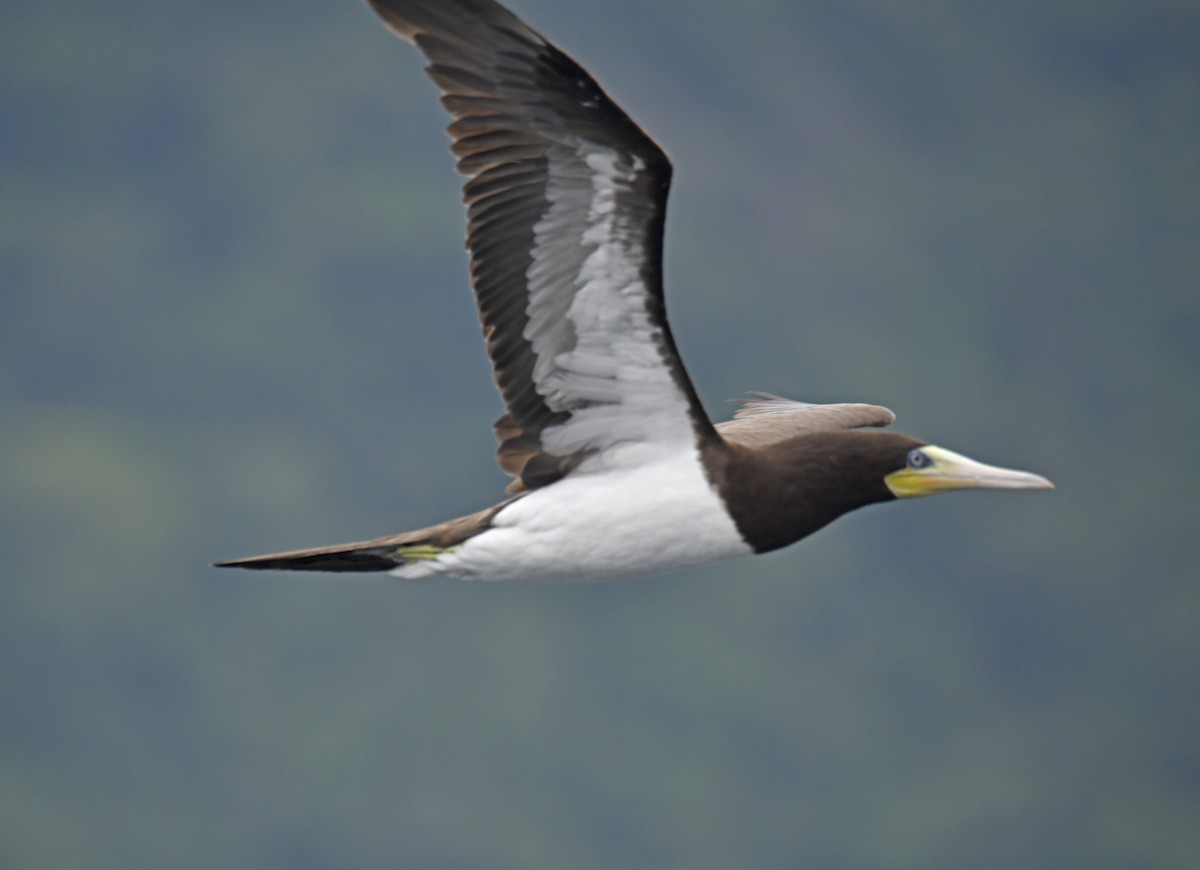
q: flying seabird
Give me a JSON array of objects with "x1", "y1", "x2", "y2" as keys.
[{"x1": 215, "y1": 0, "x2": 1052, "y2": 582}]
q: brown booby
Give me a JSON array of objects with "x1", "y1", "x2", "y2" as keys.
[{"x1": 215, "y1": 0, "x2": 1052, "y2": 581}]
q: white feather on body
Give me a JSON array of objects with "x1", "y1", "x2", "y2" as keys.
[{"x1": 390, "y1": 444, "x2": 752, "y2": 582}]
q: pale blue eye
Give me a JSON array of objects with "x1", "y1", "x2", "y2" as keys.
[{"x1": 907, "y1": 449, "x2": 929, "y2": 469}]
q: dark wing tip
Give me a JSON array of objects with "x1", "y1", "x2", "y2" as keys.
[{"x1": 366, "y1": 0, "x2": 543, "y2": 46}]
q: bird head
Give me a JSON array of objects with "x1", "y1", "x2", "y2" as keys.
[{"x1": 882, "y1": 443, "x2": 1054, "y2": 498}]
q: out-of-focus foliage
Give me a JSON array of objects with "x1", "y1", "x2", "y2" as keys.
[{"x1": 2, "y1": 0, "x2": 1197, "y2": 867}]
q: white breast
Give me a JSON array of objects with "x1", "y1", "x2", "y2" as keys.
[{"x1": 391, "y1": 444, "x2": 752, "y2": 582}]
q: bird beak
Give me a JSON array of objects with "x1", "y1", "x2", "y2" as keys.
[{"x1": 885, "y1": 445, "x2": 1054, "y2": 499}]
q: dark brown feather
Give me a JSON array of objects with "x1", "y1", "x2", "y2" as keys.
[{"x1": 212, "y1": 502, "x2": 513, "y2": 572}]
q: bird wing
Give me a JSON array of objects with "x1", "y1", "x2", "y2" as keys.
[
  {"x1": 716, "y1": 392, "x2": 896, "y2": 449},
  {"x1": 367, "y1": 0, "x2": 716, "y2": 492}
]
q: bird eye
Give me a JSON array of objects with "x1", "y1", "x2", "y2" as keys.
[{"x1": 907, "y1": 448, "x2": 928, "y2": 469}]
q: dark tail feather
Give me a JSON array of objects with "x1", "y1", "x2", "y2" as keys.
[
  {"x1": 213, "y1": 542, "x2": 400, "y2": 573},
  {"x1": 214, "y1": 502, "x2": 512, "y2": 574}
]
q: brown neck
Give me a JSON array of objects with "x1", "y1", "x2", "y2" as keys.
[{"x1": 704, "y1": 430, "x2": 916, "y2": 554}]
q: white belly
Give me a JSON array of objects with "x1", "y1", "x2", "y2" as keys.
[{"x1": 391, "y1": 445, "x2": 752, "y2": 582}]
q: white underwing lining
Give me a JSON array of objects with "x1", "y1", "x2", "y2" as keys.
[{"x1": 525, "y1": 144, "x2": 694, "y2": 465}]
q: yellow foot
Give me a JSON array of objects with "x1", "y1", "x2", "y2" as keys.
[{"x1": 393, "y1": 543, "x2": 454, "y2": 562}]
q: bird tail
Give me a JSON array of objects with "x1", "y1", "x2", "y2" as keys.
[
  {"x1": 213, "y1": 501, "x2": 513, "y2": 573},
  {"x1": 212, "y1": 540, "x2": 430, "y2": 573}
]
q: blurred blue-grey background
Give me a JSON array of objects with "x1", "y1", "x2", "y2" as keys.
[{"x1": 3, "y1": 0, "x2": 1198, "y2": 867}]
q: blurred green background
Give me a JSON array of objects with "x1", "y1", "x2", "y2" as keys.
[{"x1": 3, "y1": 0, "x2": 1198, "y2": 867}]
